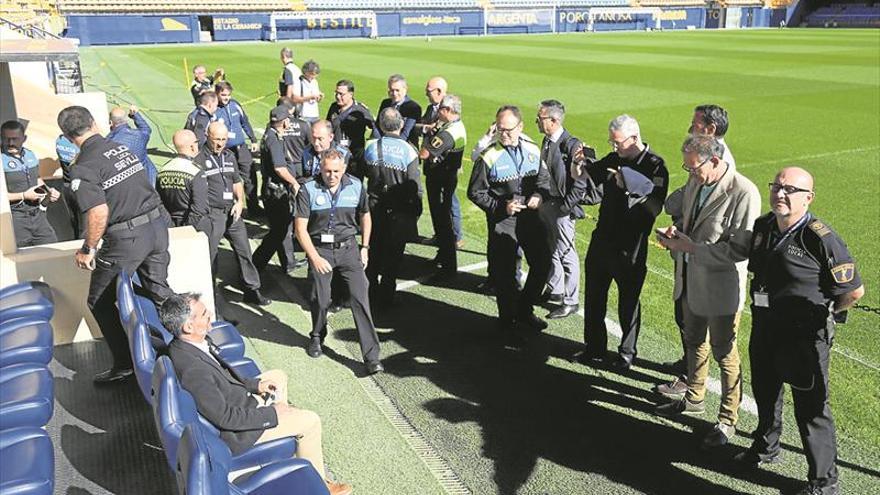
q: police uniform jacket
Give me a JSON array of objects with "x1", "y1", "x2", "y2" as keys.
[
  {"x1": 216, "y1": 99, "x2": 256, "y2": 148},
  {"x1": 326, "y1": 101, "x2": 377, "y2": 156},
  {"x1": 299, "y1": 144, "x2": 351, "y2": 184},
  {"x1": 281, "y1": 116, "x2": 310, "y2": 167},
  {"x1": 260, "y1": 128, "x2": 295, "y2": 194},
  {"x1": 672, "y1": 164, "x2": 762, "y2": 316},
  {"x1": 168, "y1": 339, "x2": 277, "y2": 456},
  {"x1": 55, "y1": 135, "x2": 79, "y2": 183},
  {"x1": 748, "y1": 212, "x2": 862, "y2": 326},
  {"x1": 467, "y1": 136, "x2": 550, "y2": 234},
  {"x1": 585, "y1": 145, "x2": 668, "y2": 264},
  {"x1": 2, "y1": 147, "x2": 41, "y2": 211},
  {"x1": 295, "y1": 174, "x2": 368, "y2": 241},
  {"x1": 377, "y1": 96, "x2": 422, "y2": 148},
  {"x1": 542, "y1": 128, "x2": 595, "y2": 220},
  {"x1": 156, "y1": 156, "x2": 210, "y2": 231},
  {"x1": 184, "y1": 107, "x2": 215, "y2": 148},
  {"x1": 418, "y1": 103, "x2": 441, "y2": 141},
  {"x1": 422, "y1": 119, "x2": 467, "y2": 175},
  {"x1": 107, "y1": 113, "x2": 156, "y2": 180},
  {"x1": 70, "y1": 135, "x2": 162, "y2": 226},
  {"x1": 363, "y1": 135, "x2": 422, "y2": 219},
  {"x1": 193, "y1": 146, "x2": 241, "y2": 209}
]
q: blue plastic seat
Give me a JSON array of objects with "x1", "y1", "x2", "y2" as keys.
[
  {"x1": 129, "y1": 310, "x2": 157, "y2": 403},
  {"x1": 0, "y1": 427, "x2": 54, "y2": 495},
  {"x1": 151, "y1": 356, "x2": 297, "y2": 474},
  {"x1": 116, "y1": 270, "x2": 139, "y2": 333},
  {"x1": 0, "y1": 288, "x2": 54, "y2": 324},
  {"x1": 177, "y1": 423, "x2": 329, "y2": 495},
  {"x1": 0, "y1": 321, "x2": 53, "y2": 368},
  {"x1": 0, "y1": 281, "x2": 53, "y2": 304},
  {"x1": 0, "y1": 363, "x2": 53, "y2": 430}
]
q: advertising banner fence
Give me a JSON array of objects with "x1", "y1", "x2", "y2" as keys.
[{"x1": 66, "y1": 15, "x2": 200, "y2": 46}]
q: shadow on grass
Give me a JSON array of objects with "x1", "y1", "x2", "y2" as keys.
[{"x1": 335, "y1": 290, "x2": 808, "y2": 495}]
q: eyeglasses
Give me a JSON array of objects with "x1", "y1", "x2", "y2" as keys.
[
  {"x1": 497, "y1": 124, "x2": 521, "y2": 134},
  {"x1": 769, "y1": 183, "x2": 812, "y2": 195},
  {"x1": 681, "y1": 157, "x2": 711, "y2": 174},
  {"x1": 608, "y1": 136, "x2": 633, "y2": 148},
  {"x1": 425, "y1": 88, "x2": 440, "y2": 94}
]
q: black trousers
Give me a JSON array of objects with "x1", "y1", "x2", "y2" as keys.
[
  {"x1": 426, "y1": 168, "x2": 457, "y2": 271},
  {"x1": 487, "y1": 212, "x2": 553, "y2": 325},
  {"x1": 11, "y1": 208, "x2": 57, "y2": 247},
  {"x1": 583, "y1": 244, "x2": 647, "y2": 361},
  {"x1": 748, "y1": 309, "x2": 838, "y2": 486},
  {"x1": 252, "y1": 192, "x2": 297, "y2": 271},
  {"x1": 88, "y1": 214, "x2": 172, "y2": 369},
  {"x1": 230, "y1": 144, "x2": 259, "y2": 212},
  {"x1": 366, "y1": 208, "x2": 414, "y2": 305},
  {"x1": 309, "y1": 241, "x2": 380, "y2": 363},
  {"x1": 208, "y1": 208, "x2": 261, "y2": 291},
  {"x1": 62, "y1": 183, "x2": 82, "y2": 239}
]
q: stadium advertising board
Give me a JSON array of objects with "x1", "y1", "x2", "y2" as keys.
[
  {"x1": 486, "y1": 9, "x2": 554, "y2": 34},
  {"x1": 66, "y1": 15, "x2": 200, "y2": 46},
  {"x1": 213, "y1": 14, "x2": 269, "y2": 41},
  {"x1": 557, "y1": 8, "x2": 704, "y2": 31},
  {"x1": 381, "y1": 10, "x2": 484, "y2": 37},
  {"x1": 274, "y1": 13, "x2": 374, "y2": 40}
]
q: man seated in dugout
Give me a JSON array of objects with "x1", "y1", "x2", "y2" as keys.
[{"x1": 159, "y1": 292, "x2": 352, "y2": 495}]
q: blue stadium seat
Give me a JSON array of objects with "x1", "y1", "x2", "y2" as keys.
[
  {"x1": 0, "y1": 320, "x2": 53, "y2": 368},
  {"x1": 0, "y1": 281, "x2": 53, "y2": 304},
  {"x1": 0, "y1": 427, "x2": 54, "y2": 495},
  {"x1": 0, "y1": 287, "x2": 54, "y2": 323},
  {"x1": 0, "y1": 363, "x2": 53, "y2": 430},
  {"x1": 151, "y1": 356, "x2": 297, "y2": 474},
  {"x1": 225, "y1": 356, "x2": 261, "y2": 380},
  {"x1": 177, "y1": 423, "x2": 329, "y2": 495},
  {"x1": 129, "y1": 310, "x2": 157, "y2": 403},
  {"x1": 116, "y1": 270, "x2": 139, "y2": 332}
]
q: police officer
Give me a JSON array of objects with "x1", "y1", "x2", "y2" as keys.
[
  {"x1": 253, "y1": 106, "x2": 304, "y2": 274},
  {"x1": 738, "y1": 167, "x2": 863, "y2": 495},
  {"x1": 418, "y1": 94, "x2": 466, "y2": 279},
  {"x1": 576, "y1": 114, "x2": 668, "y2": 370},
  {"x1": 215, "y1": 81, "x2": 261, "y2": 215},
  {"x1": 190, "y1": 64, "x2": 224, "y2": 105},
  {"x1": 56, "y1": 133, "x2": 81, "y2": 237},
  {"x1": 2, "y1": 120, "x2": 60, "y2": 247},
  {"x1": 363, "y1": 107, "x2": 422, "y2": 307},
  {"x1": 300, "y1": 119, "x2": 350, "y2": 183},
  {"x1": 535, "y1": 99, "x2": 595, "y2": 320},
  {"x1": 467, "y1": 105, "x2": 552, "y2": 336},
  {"x1": 58, "y1": 106, "x2": 172, "y2": 383},
  {"x1": 185, "y1": 91, "x2": 218, "y2": 148},
  {"x1": 294, "y1": 149, "x2": 383, "y2": 375},
  {"x1": 156, "y1": 129, "x2": 210, "y2": 233},
  {"x1": 194, "y1": 121, "x2": 269, "y2": 307},
  {"x1": 326, "y1": 79, "x2": 377, "y2": 179},
  {"x1": 376, "y1": 74, "x2": 422, "y2": 148},
  {"x1": 108, "y1": 105, "x2": 157, "y2": 186},
  {"x1": 275, "y1": 97, "x2": 312, "y2": 172}
]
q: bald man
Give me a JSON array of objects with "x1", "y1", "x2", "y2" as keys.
[
  {"x1": 107, "y1": 105, "x2": 157, "y2": 185},
  {"x1": 194, "y1": 122, "x2": 269, "y2": 307},
  {"x1": 156, "y1": 130, "x2": 210, "y2": 233},
  {"x1": 418, "y1": 76, "x2": 463, "y2": 249},
  {"x1": 739, "y1": 167, "x2": 864, "y2": 495}
]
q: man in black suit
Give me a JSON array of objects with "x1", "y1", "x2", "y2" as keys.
[
  {"x1": 376, "y1": 74, "x2": 422, "y2": 148},
  {"x1": 159, "y1": 293, "x2": 352, "y2": 495},
  {"x1": 535, "y1": 99, "x2": 596, "y2": 320}
]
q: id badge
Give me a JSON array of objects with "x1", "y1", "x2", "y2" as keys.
[
  {"x1": 321, "y1": 233, "x2": 335, "y2": 243},
  {"x1": 228, "y1": 131, "x2": 237, "y2": 139},
  {"x1": 223, "y1": 191, "x2": 234, "y2": 201},
  {"x1": 340, "y1": 139, "x2": 351, "y2": 147},
  {"x1": 754, "y1": 292, "x2": 770, "y2": 308}
]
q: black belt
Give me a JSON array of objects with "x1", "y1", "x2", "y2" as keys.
[
  {"x1": 312, "y1": 236, "x2": 355, "y2": 249},
  {"x1": 106, "y1": 207, "x2": 162, "y2": 233}
]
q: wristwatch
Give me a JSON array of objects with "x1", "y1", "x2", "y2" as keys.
[
  {"x1": 360, "y1": 244, "x2": 370, "y2": 250},
  {"x1": 79, "y1": 243, "x2": 97, "y2": 256}
]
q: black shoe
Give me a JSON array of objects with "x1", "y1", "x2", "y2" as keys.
[
  {"x1": 662, "y1": 357, "x2": 687, "y2": 376},
  {"x1": 572, "y1": 349, "x2": 605, "y2": 366},
  {"x1": 307, "y1": 338, "x2": 323, "y2": 358},
  {"x1": 243, "y1": 289, "x2": 271, "y2": 306},
  {"x1": 734, "y1": 449, "x2": 782, "y2": 468},
  {"x1": 795, "y1": 481, "x2": 839, "y2": 495},
  {"x1": 546, "y1": 294, "x2": 565, "y2": 306},
  {"x1": 366, "y1": 361, "x2": 384, "y2": 375},
  {"x1": 609, "y1": 355, "x2": 632, "y2": 371},
  {"x1": 547, "y1": 304, "x2": 579, "y2": 319},
  {"x1": 94, "y1": 367, "x2": 133, "y2": 384},
  {"x1": 518, "y1": 312, "x2": 548, "y2": 331}
]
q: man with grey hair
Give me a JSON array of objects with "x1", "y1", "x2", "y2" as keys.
[
  {"x1": 377, "y1": 74, "x2": 422, "y2": 148},
  {"x1": 190, "y1": 64, "x2": 224, "y2": 105},
  {"x1": 419, "y1": 94, "x2": 467, "y2": 279},
  {"x1": 108, "y1": 105, "x2": 156, "y2": 186},
  {"x1": 535, "y1": 99, "x2": 596, "y2": 319},
  {"x1": 654, "y1": 134, "x2": 760, "y2": 449},
  {"x1": 363, "y1": 107, "x2": 422, "y2": 307},
  {"x1": 293, "y1": 60, "x2": 323, "y2": 123},
  {"x1": 279, "y1": 47, "x2": 301, "y2": 100},
  {"x1": 574, "y1": 114, "x2": 668, "y2": 371}
]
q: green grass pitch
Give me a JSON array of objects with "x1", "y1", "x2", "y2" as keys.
[{"x1": 80, "y1": 28, "x2": 879, "y2": 494}]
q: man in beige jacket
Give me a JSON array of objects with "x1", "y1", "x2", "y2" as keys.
[{"x1": 654, "y1": 134, "x2": 761, "y2": 449}]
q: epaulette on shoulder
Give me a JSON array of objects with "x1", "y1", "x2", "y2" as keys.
[{"x1": 807, "y1": 218, "x2": 833, "y2": 238}]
